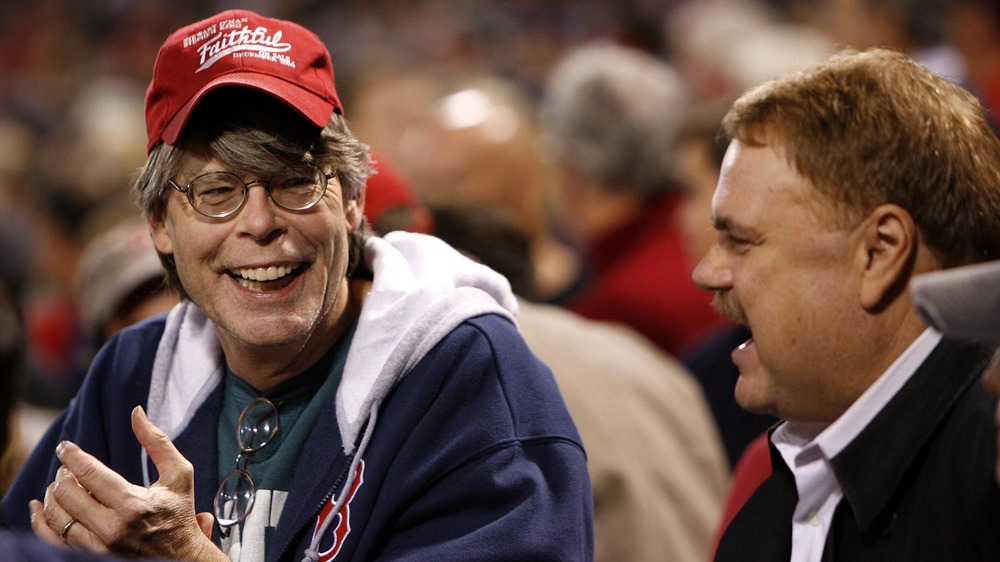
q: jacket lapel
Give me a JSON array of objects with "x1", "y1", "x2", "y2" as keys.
[
  {"x1": 714, "y1": 436, "x2": 795, "y2": 561},
  {"x1": 830, "y1": 338, "x2": 992, "y2": 535}
]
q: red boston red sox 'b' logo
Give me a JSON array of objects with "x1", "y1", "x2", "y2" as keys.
[{"x1": 311, "y1": 460, "x2": 365, "y2": 561}]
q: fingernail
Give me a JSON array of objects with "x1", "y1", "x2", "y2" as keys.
[{"x1": 56, "y1": 441, "x2": 73, "y2": 460}]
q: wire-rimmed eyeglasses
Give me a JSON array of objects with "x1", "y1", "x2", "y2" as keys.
[
  {"x1": 214, "y1": 397, "x2": 280, "y2": 536},
  {"x1": 168, "y1": 166, "x2": 334, "y2": 219}
]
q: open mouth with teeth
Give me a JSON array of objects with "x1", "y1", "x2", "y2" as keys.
[{"x1": 230, "y1": 264, "x2": 302, "y2": 291}]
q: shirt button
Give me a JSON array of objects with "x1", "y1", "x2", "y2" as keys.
[{"x1": 808, "y1": 512, "x2": 822, "y2": 527}]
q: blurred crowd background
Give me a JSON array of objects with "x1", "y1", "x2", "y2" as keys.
[{"x1": 1, "y1": 0, "x2": 995, "y2": 528}]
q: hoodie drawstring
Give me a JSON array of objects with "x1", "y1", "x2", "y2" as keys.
[{"x1": 302, "y1": 402, "x2": 380, "y2": 562}]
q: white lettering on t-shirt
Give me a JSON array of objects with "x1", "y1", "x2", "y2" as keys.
[{"x1": 221, "y1": 489, "x2": 288, "y2": 562}]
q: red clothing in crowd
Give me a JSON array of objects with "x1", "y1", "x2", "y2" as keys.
[
  {"x1": 568, "y1": 193, "x2": 727, "y2": 356},
  {"x1": 709, "y1": 432, "x2": 772, "y2": 560}
]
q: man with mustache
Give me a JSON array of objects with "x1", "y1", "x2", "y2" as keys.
[{"x1": 696, "y1": 48, "x2": 1000, "y2": 560}]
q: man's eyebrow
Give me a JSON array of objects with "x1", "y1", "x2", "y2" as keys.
[{"x1": 713, "y1": 215, "x2": 760, "y2": 240}]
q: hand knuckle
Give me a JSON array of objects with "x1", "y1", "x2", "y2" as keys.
[
  {"x1": 41, "y1": 501, "x2": 59, "y2": 521},
  {"x1": 100, "y1": 523, "x2": 127, "y2": 548},
  {"x1": 73, "y1": 460, "x2": 98, "y2": 481},
  {"x1": 51, "y1": 480, "x2": 71, "y2": 502}
]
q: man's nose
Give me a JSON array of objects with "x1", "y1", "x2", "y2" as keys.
[
  {"x1": 236, "y1": 182, "x2": 282, "y2": 239},
  {"x1": 692, "y1": 242, "x2": 732, "y2": 292}
]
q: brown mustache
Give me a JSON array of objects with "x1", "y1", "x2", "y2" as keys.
[{"x1": 712, "y1": 292, "x2": 748, "y2": 326}]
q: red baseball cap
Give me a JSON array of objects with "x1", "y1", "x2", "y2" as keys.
[
  {"x1": 365, "y1": 155, "x2": 434, "y2": 235},
  {"x1": 144, "y1": 9, "x2": 342, "y2": 153}
]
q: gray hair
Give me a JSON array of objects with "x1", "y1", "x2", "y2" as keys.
[{"x1": 540, "y1": 41, "x2": 689, "y2": 196}]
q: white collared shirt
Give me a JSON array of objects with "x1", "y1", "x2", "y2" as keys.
[{"x1": 771, "y1": 328, "x2": 943, "y2": 562}]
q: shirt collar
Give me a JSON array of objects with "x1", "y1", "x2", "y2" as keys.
[
  {"x1": 772, "y1": 327, "x2": 943, "y2": 469},
  {"x1": 770, "y1": 327, "x2": 942, "y2": 522},
  {"x1": 811, "y1": 327, "x2": 943, "y2": 459}
]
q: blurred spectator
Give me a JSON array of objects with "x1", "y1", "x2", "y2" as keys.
[
  {"x1": 0, "y1": 117, "x2": 39, "y2": 305},
  {"x1": 674, "y1": 106, "x2": 731, "y2": 304},
  {"x1": 539, "y1": 41, "x2": 728, "y2": 356},
  {"x1": 665, "y1": 0, "x2": 773, "y2": 102},
  {"x1": 945, "y1": 0, "x2": 1000, "y2": 131},
  {"x1": 344, "y1": 69, "x2": 451, "y2": 176},
  {"x1": 431, "y1": 205, "x2": 537, "y2": 297},
  {"x1": 666, "y1": 0, "x2": 834, "y2": 106},
  {"x1": 386, "y1": 76, "x2": 587, "y2": 303},
  {"x1": 75, "y1": 216, "x2": 178, "y2": 346},
  {"x1": 0, "y1": 129, "x2": 83, "y2": 411},
  {"x1": 806, "y1": 0, "x2": 966, "y2": 82},
  {"x1": 364, "y1": 156, "x2": 434, "y2": 236}
]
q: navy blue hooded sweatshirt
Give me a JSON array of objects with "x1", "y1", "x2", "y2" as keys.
[{"x1": 2, "y1": 232, "x2": 594, "y2": 561}]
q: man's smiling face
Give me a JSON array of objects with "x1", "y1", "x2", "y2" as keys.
[{"x1": 151, "y1": 152, "x2": 361, "y2": 357}]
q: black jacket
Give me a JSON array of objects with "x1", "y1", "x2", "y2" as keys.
[{"x1": 716, "y1": 338, "x2": 1000, "y2": 561}]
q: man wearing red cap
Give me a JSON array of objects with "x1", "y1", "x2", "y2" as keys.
[{"x1": 0, "y1": 10, "x2": 592, "y2": 562}]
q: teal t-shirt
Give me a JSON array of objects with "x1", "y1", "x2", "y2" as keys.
[{"x1": 217, "y1": 321, "x2": 355, "y2": 561}]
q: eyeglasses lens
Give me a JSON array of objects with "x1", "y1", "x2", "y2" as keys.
[
  {"x1": 214, "y1": 397, "x2": 280, "y2": 529},
  {"x1": 189, "y1": 169, "x2": 325, "y2": 217},
  {"x1": 215, "y1": 467, "x2": 257, "y2": 527}
]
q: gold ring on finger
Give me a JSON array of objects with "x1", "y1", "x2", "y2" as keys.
[{"x1": 60, "y1": 517, "x2": 77, "y2": 541}]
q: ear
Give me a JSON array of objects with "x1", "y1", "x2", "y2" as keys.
[
  {"x1": 148, "y1": 212, "x2": 174, "y2": 256},
  {"x1": 859, "y1": 204, "x2": 917, "y2": 310},
  {"x1": 345, "y1": 190, "x2": 366, "y2": 233}
]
